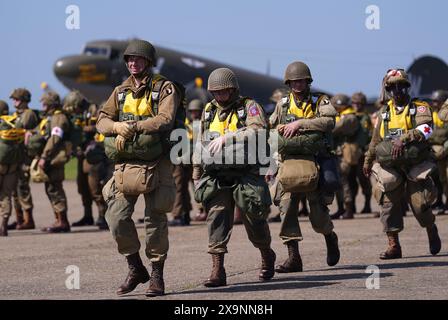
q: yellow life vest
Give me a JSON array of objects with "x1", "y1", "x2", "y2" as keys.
[
  {"x1": 206, "y1": 103, "x2": 240, "y2": 136},
  {"x1": 335, "y1": 107, "x2": 357, "y2": 123},
  {"x1": 39, "y1": 118, "x2": 50, "y2": 137},
  {"x1": 119, "y1": 75, "x2": 167, "y2": 119},
  {"x1": 0, "y1": 114, "x2": 26, "y2": 142},
  {"x1": 121, "y1": 89, "x2": 153, "y2": 118},
  {"x1": 379, "y1": 100, "x2": 413, "y2": 139},
  {"x1": 433, "y1": 111, "x2": 444, "y2": 129},
  {"x1": 287, "y1": 93, "x2": 316, "y2": 120}
]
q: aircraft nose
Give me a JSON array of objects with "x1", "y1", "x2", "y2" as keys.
[{"x1": 53, "y1": 56, "x2": 80, "y2": 80}]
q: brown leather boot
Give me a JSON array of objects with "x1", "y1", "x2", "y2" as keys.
[
  {"x1": 380, "y1": 232, "x2": 402, "y2": 259},
  {"x1": 41, "y1": 212, "x2": 59, "y2": 232},
  {"x1": 0, "y1": 216, "x2": 9, "y2": 237},
  {"x1": 204, "y1": 253, "x2": 226, "y2": 287},
  {"x1": 427, "y1": 224, "x2": 441, "y2": 256},
  {"x1": 146, "y1": 261, "x2": 165, "y2": 297},
  {"x1": 325, "y1": 232, "x2": 340, "y2": 266},
  {"x1": 342, "y1": 203, "x2": 354, "y2": 219},
  {"x1": 7, "y1": 209, "x2": 24, "y2": 230},
  {"x1": 259, "y1": 248, "x2": 276, "y2": 281},
  {"x1": 275, "y1": 240, "x2": 303, "y2": 273},
  {"x1": 117, "y1": 252, "x2": 150, "y2": 295},
  {"x1": 17, "y1": 209, "x2": 35, "y2": 230},
  {"x1": 42, "y1": 211, "x2": 71, "y2": 233}
]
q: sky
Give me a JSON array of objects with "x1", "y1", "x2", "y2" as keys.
[{"x1": 0, "y1": 0, "x2": 447, "y2": 108}]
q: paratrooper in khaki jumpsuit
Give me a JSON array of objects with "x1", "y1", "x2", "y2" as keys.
[
  {"x1": 97, "y1": 40, "x2": 179, "y2": 297},
  {"x1": 192, "y1": 68, "x2": 276, "y2": 287},
  {"x1": 63, "y1": 91, "x2": 108, "y2": 230},
  {"x1": 269, "y1": 61, "x2": 340, "y2": 273},
  {"x1": 7, "y1": 89, "x2": 39, "y2": 230},
  {"x1": 428, "y1": 90, "x2": 448, "y2": 215},
  {"x1": 38, "y1": 91, "x2": 72, "y2": 233},
  {"x1": 363, "y1": 69, "x2": 442, "y2": 259},
  {"x1": 330, "y1": 94, "x2": 362, "y2": 220}
]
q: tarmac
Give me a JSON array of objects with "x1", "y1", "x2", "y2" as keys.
[{"x1": 1, "y1": 180, "x2": 447, "y2": 300}]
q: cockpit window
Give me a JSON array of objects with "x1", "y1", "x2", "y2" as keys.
[{"x1": 83, "y1": 46, "x2": 110, "y2": 58}]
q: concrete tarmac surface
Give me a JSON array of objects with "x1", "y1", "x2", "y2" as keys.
[{"x1": 1, "y1": 181, "x2": 447, "y2": 300}]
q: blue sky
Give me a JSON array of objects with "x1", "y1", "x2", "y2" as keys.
[{"x1": 0, "y1": 0, "x2": 447, "y2": 108}]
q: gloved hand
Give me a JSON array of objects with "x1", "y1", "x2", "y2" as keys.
[
  {"x1": 115, "y1": 135, "x2": 127, "y2": 152},
  {"x1": 113, "y1": 121, "x2": 136, "y2": 140}
]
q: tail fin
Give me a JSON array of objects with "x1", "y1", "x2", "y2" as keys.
[{"x1": 407, "y1": 56, "x2": 448, "y2": 98}]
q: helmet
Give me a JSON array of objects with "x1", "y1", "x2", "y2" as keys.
[
  {"x1": 331, "y1": 94, "x2": 350, "y2": 109},
  {"x1": 431, "y1": 90, "x2": 448, "y2": 102},
  {"x1": 351, "y1": 92, "x2": 367, "y2": 105},
  {"x1": 384, "y1": 69, "x2": 411, "y2": 88},
  {"x1": 30, "y1": 158, "x2": 49, "y2": 183},
  {"x1": 207, "y1": 68, "x2": 239, "y2": 91},
  {"x1": 40, "y1": 91, "x2": 61, "y2": 109},
  {"x1": 63, "y1": 90, "x2": 89, "y2": 113},
  {"x1": 270, "y1": 88, "x2": 289, "y2": 103},
  {"x1": 0, "y1": 100, "x2": 9, "y2": 115},
  {"x1": 188, "y1": 99, "x2": 204, "y2": 111},
  {"x1": 123, "y1": 39, "x2": 157, "y2": 67},
  {"x1": 9, "y1": 88, "x2": 31, "y2": 102},
  {"x1": 284, "y1": 61, "x2": 313, "y2": 84}
]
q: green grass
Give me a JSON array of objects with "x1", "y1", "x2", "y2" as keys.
[{"x1": 64, "y1": 158, "x2": 77, "y2": 180}]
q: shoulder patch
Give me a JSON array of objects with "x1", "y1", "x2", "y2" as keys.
[
  {"x1": 417, "y1": 106, "x2": 427, "y2": 114},
  {"x1": 248, "y1": 104, "x2": 260, "y2": 117}
]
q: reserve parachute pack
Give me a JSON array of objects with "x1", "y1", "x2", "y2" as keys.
[
  {"x1": 200, "y1": 97, "x2": 266, "y2": 173},
  {"x1": 376, "y1": 100, "x2": 430, "y2": 167},
  {"x1": 105, "y1": 75, "x2": 186, "y2": 162},
  {"x1": 277, "y1": 93, "x2": 327, "y2": 156}
]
